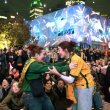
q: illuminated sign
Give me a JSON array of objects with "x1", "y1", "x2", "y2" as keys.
[{"x1": 55, "y1": 28, "x2": 74, "y2": 36}]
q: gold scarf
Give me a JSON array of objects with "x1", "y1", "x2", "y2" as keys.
[
  {"x1": 66, "y1": 84, "x2": 77, "y2": 103},
  {"x1": 66, "y1": 52, "x2": 77, "y2": 103},
  {"x1": 19, "y1": 58, "x2": 36, "y2": 87}
]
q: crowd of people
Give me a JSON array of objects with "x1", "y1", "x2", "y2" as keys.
[{"x1": 0, "y1": 41, "x2": 110, "y2": 110}]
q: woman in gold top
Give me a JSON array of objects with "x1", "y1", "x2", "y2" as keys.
[{"x1": 48, "y1": 41, "x2": 94, "y2": 110}]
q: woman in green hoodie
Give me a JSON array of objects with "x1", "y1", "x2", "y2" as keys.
[{"x1": 20, "y1": 44, "x2": 76, "y2": 110}]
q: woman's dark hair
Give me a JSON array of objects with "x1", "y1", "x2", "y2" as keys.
[
  {"x1": 27, "y1": 44, "x2": 44, "y2": 56},
  {"x1": 43, "y1": 78, "x2": 52, "y2": 85},
  {"x1": 58, "y1": 41, "x2": 76, "y2": 53}
]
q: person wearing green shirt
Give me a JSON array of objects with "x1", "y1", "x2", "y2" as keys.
[{"x1": 21, "y1": 44, "x2": 75, "y2": 110}]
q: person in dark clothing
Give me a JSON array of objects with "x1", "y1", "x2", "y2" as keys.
[
  {"x1": 94, "y1": 50, "x2": 101, "y2": 61},
  {"x1": 14, "y1": 49, "x2": 28, "y2": 74},
  {"x1": 6, "y1": 48, "x2": 17, "y2": 69},
  {"x1": 44, "y1": 78, "x2": 58, "y2": 109},
  {"x1": 90, "y1": 64, "x2": 103, "y2": 110},
  {"x1": 63, "y1": 99, "x2": 73, "y2": 110},
  {"x1": 53, "y1": 79, "x2": 67, "y2": 110},
  {"x1": 0, "y1": 78, "x2": 12, "y2": 102},
  {"x1": 54, "y1": 97, "x2": 73, "y2": 110},
  {"x1": 103, "y1": 64, "x2": 110, "y2": 102},
  {"x1": 54, "y1": 79, "x2": 66, "y2": 99},
  {"x1": 0, "y1": 49, "x2": 9, "y2": 84},
  {"x1": 6, "y1": 48, "x2": 16, "y2": 64}
]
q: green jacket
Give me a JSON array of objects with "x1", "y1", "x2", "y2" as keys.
[{"x1": 22, "y1": 61, "x2": 70, "y2": 92}]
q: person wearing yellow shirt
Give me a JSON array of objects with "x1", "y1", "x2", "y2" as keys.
[{"x1": 48, "y1": 41, "x2": 95, "y2": 110}]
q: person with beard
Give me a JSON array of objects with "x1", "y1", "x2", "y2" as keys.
[
  {"x1": 53, "y1": 79, "x2": 67, "y2": 110},
  {"x1": 54, "y1": 79, "x2": 66, "y2": 99}
]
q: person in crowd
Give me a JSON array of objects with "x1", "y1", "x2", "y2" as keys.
[
  {"x1": 6, "y1": 47, "x2": 17, "y2": 68},
  {"x1": 103, "y1": 62, "x2": 110, "y2": 102},
  {"x1": 53, "y1": 79, "x2": 67, "y2": 110},
  {"x1": 85, "y1": 48, "x2": 91, "y2": 61},
  {"x1": 63, "y1": 99, "x2": 73, "y2": 110},
  {"x1": 0, "y1": 49, "x2": 9, "y2": 84},
  {"x1": 56, "y1": 98, "x2": 73, "y2": 110},
  {"x1": 44, "y1": 78, "x2": 58, "y2": 109},
  {"x1": 53, "y1": 79, "x2": 66, "y2": 99},
  {"x1": 80, "y1": 49, "x2": 86, "y2": 61},
  {"x1": 0, "y1": 78, "x2": 12, "y2": 102},
  {"x1": 3, "y1": 48, "x2": 9, "y2": 76},
  {"x1": 94, "y1": 49, "x2": 101, "y2": 61},
  {"x1": 44, "y1": 51, "x2": 51, "y2": 63},
  {"x1": 47, "y1": 41, "x2": 95, "y2": 110},
  {"x1": 89, "y1": 48, "x2": 94, "y2": 61},
  {"x1": 0, "y1": 81, "x2": 24, "y2": 110},
  {"x1": 19, "y1": 44, "x2": 76, "y2": 110},
  {"x1": 0, "y1": 50, "x2": 4, "y2": 83},
  {"x1": 14, "y1": 49, "x2": 28, "y2": 74},
  {"x1": 50, "y1": 49, "x2": 58, "y2": 63},
  {"x1": 96, "y1": 60, "x2": 107, "y2": 95},
  {"x1": 87, "y1": 62, "x2": 103, "y2": 110},
  {"x1": 9, "y1": 68, "x2": 20, "y2": 81}
]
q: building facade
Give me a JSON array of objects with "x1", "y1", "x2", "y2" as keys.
[
  {"x1": 29, "y1": 0, "x2": 44, "y2": 19},
  {"x1": 65, "y1": 0, "x2": 85, "y2": 7}
]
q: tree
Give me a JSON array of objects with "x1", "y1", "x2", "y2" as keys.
[
  {"x1": 0, "y1": 17, "x2": 31, "y2": 48},
  {"x1": 0, "y1": 19, "x2": 12, "y2": 48}
]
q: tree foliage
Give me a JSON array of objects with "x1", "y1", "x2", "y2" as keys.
[{"x1": 0, "y1": 17, "x2": 30, "y2": 48}]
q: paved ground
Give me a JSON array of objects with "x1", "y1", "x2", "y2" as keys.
[
  {"x1": 100, "y1": 95, "x2": 110, "y2": 110},
  {"x1": 103, "y1": 101, "x2": 110, "y2": 110}
]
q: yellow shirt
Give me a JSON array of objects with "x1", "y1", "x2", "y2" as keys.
[{"x1": 70, "y1": 54, "x2": 94, "y2": 88}]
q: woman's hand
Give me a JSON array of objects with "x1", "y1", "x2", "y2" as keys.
[
  {"x1": 45, "y1": 74, "x2": 50, "y2": 80},
  {"x1": 69, "y1": 62, "x2": 78, "y2": 69},
  {"x1": 48, "y1": 66, "x2": 61, "y2": 77}
]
